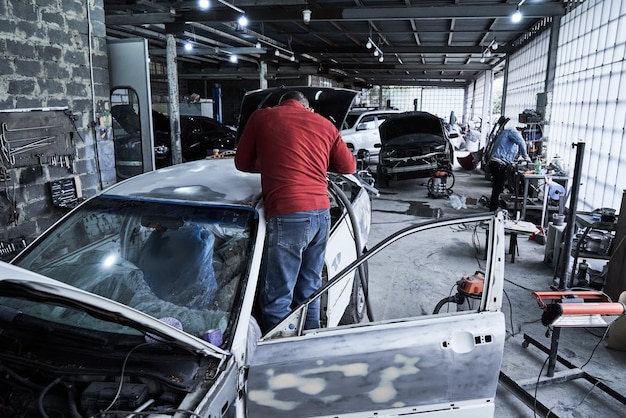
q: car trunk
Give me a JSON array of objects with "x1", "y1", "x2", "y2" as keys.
[{"x1": 236, "y1": 86, "x2": 358, "y2": 142}]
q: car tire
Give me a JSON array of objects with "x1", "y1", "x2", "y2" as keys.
[{"x1": 339, "y1": 261, "x2": 368, "y2": 325}]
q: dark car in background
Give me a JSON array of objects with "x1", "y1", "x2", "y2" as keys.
[
  {"x1": 375, "y1": 111, "x2": 454, "y2": 187},
  {"x1": 111, "y1": 105, "x2": 236, "y2": 176},
  {"x1": 151, "y1": 111, "x2": 236, "y2": 167}
]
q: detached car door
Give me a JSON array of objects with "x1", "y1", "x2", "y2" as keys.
[{"x1": 246, "y1": 213, "x2": 506, "y2": 418}]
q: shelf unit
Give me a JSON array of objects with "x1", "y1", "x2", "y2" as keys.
[{"x1": 569, "y1": 212, "x2": 617, "y2": 286}]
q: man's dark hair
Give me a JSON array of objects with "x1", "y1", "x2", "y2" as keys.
[{"x1": 278, "y1": 91, "x2": 310, "y2": 108}]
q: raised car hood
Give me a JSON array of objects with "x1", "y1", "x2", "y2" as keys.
[
  {"x1": 378, "y1": 111, "x2": 444, "y2": 143},
  {"x1": 0, "y1": 261, "x2": 227, "y2": 359},
  {"x1": 236, "y1": 86, "x2": 358, "y2": 141}
]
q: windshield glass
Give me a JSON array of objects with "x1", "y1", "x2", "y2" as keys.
[{"x1": 12, "y1": 197, "x2": 255, "y2": 347}]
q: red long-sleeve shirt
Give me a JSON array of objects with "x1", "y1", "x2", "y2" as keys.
[{"x1": 234, "y1": 99, "x2": 356, "y2": 219}]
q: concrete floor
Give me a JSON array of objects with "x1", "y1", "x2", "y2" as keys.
[{"x1": 364, "y1": 155, "x2": 626, "y2": 418}]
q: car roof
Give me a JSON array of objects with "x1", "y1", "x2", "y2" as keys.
[
  {"x1": 101, "y1": 158, "x2": 262, "y2": 209},
  {"x1": 348, "y1": 108, "x2": 401, "y2": 115}
]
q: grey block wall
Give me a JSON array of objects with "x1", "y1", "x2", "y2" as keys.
[{"x1": 0, "y1": 0, "x2": 112, "y2": 260}]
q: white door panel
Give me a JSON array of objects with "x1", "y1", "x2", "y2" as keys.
[{"x1": 247, "y1": 312, "x2": 504, "y2": 417}]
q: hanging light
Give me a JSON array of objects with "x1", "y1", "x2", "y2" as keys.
[
  {"x1": 184, "y1": 41, "x2": 193, "y2": 52},
  {"x1": 275, "y1": 49, "x2": 280, "y2": 56},
  {"x1": 373, "y1": 49, "x2": 379, "y2": 57},
  {"x1": 302, "y1": 8, "x2": 311, "y2": 24},
  {"x1": 485, "y1": 49, "x2": 492, "y2": 58},
  {"x1": 290, "y1": 54, "x2": 296, "y2": 61},
  {"x1": 492, "y1": 40, "x2": 499, "y2": 50},
  {"x1": 511, "y1": 0, "x2": 525, "y2": 23},
  {"x1": 198, "y1": 0, "x2": 210, "y2": 10},
  {"x1": 229, "y1": 55, "x2": 238, "y2": 63},
  {"x1": 512, "y1": 7, "x2": 522, "y2": 22},
  {"x1": 480, "y1": 55, "x2": 486, "y2": 63},
  {"x1": 378, "y1": 55, "x2": 384, "y2": 63},
  {"x1": 366, "y1": 38, "x2": 373, "y2": 49},
  {"x1": 238, "y1": 15, "x2": 248, "y2": 27}
]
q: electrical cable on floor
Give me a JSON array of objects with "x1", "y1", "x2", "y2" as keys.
[
  {"x1": 580, "y1": 324, "x2": 611, "y2": 369},
  {"x1": 504, "y1": 277, "x2": 535, "y2": 292},
  {"x1": 503, "y1": 288, "x2": 515, "y2": 337},
  {"x1": 533, "y1": 355, "x2": 557, "y2": 418}
]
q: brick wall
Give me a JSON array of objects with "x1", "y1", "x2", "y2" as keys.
[{"x1": 0, "y1": 0, "x2": 112, "y2": 260}]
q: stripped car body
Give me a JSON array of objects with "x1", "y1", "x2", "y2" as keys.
[
  {"x1": 1, "y1": 194, "x2": 506, "y2": 417},
  {"x1": 376, "y1": 111, "x2": 454, "y2": 186},
  {"x1": 2, "y1": 155, "x2": 373, "y2": 417}
]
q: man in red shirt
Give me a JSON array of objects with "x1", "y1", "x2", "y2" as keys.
[{"x1": 235, "y1": 90, "x2": 356, "y2": 331}]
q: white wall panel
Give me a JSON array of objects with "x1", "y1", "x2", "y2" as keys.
[
  {"x1": 550, "y1": 0, "x2": 626, "y2": 211},
  {"x1": 504, "y1": 30, "x2": 550, "y2": 120}
]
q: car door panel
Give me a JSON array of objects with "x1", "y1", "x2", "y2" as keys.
[{"x1": 247, "y1": 312, "x2": 504, "y2": 417}]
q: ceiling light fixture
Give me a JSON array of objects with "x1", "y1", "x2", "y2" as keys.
[
  {"x1": 479, "y1": 38, "x2": 499, "y2": 62},
  {"x1": 302, "y1": 8, "x2": 311, "y2": 24},
  {"x1": 229, "y1": 55, "x2": 238, "y2": 63},
  {"x1": 217, "y1": 0, "x2": 244, "y2": 14},
  {"x1": 512, "y1": 0, "x2": 525, "y2": 23},
  {"x1": 198, "y1": 0, "x2": 210, "y2": 10},
  {"x1": 184, "y1": 41, "x2": 193, "y2": 52},
  {"x1": 366, "y1": 37, "x2": 384, "y2": 61},
  {"x1": 237, "y1": 15, "x2": 248, "y2": 27}
]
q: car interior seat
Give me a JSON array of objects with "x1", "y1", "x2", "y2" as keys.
[{"x1": 136, "y1": 222, "x2": 218, "y2": 309}]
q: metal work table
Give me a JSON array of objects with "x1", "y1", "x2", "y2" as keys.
[{"x1": 513, "y1": 172, "x2": 569, "y2": 222}]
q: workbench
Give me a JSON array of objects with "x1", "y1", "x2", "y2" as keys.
[{"x1": 513, "y1": 172, "x2": 569, "y2": 222}]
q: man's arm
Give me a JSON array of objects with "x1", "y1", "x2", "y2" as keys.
[
  {"x1": 328, "y1": 133, "x2": 357, "y2": 174},
  {"x1": 234, "y1": 114, "x2": 260, "y2": 173}
]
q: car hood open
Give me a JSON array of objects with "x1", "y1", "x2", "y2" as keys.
[
  {"x1": 0, "y1": 261, "x2": 228, "y2": 359},
  {"x1": 378, "y1": 111, "x2": 445, "y2": 144},
  {"x1": 236, "y1": 86, "x2": 358, "y2": 141}
]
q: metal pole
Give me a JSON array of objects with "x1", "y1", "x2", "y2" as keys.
[
  {"x1": 166, "y1": 34, "x2": 182, "y2": 165},
  {"x1": 557, "y1": 141, "x2": 585, "y2": 289}
]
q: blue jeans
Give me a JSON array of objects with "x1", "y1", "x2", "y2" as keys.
[{"x1": 260, "y1": 209, "x2": 330, "y2": 331}]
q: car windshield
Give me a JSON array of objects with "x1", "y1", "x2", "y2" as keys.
[{"x1": 11, "y1": 197, "x2": 255, "y2": 347}]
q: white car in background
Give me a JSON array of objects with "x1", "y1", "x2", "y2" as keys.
[{"x1": 340, "y1": 108, "x2": 402, "y2": 165}]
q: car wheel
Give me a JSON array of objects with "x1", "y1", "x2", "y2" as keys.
[
  {"x1": 376, "y1": 165, "x2": 389, "y2": 188},
  {"x1": 339, "y1": 261, "x2": 368, "y2": 325}
]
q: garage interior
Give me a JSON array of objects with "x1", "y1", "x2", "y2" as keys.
[{"x1": 1, "y1": 0, "x2": 626, "y2": 417}]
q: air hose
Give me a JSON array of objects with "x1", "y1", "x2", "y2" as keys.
[{"x1": 329, "y1": 180, "x2": 374, "y2": 322}]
